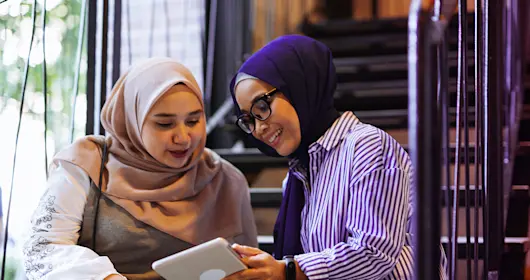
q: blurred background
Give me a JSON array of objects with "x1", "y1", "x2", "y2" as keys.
[{"x1": 1, "y1": 0, "x2": 529, "y2": 279}]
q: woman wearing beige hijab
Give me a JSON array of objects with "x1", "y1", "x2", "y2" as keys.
[{"x1": 22, "y1": 58, "x2": 258, "y2": 280}]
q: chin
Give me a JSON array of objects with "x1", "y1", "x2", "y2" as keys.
[
  {"x1": 165, "y1": 157, "x2": 187, "y2": 169},
  {"x1": 276, "y1": 140, "x2": 302, "y2": 157},
  {"x1": 275, "y1": 145, "x2": 294, "y2": 157},
  {"x1": 172, "y1": 162, "x2": 186, "y2": 169}
]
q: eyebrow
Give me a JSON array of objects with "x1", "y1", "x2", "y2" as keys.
[
  {"x1": 153, "y1": 109, "x2": 203, "y2": 117},
  {"x1": 241, "y1": 88, "x2": 277, "y2": 113},
  {"x1": 250, "y1": 93, "x2": 265, "y2": 104}
]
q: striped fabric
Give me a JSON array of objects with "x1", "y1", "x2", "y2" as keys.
[{"x1": 288, "y1": 111, "x2": 448, "y2": 279}]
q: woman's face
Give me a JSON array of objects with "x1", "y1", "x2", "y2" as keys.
[
  {"x1": 141, "y1": 84, "x2": 205, "y2": 168},
  {"x1": 235, "y1": 78, "x2": 301, "y2": 156}
]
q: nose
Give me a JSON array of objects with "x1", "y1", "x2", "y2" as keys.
[
  {"x1": 253, "y1": 119, "x2": 269, "y2": 137},
  {"x1": 172, "y1": 125, "x2": 190, "y2": 146}
]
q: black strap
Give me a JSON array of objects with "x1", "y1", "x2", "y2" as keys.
[
  {"x1": 283, "y1": 255, "x2": 296, "y2": 280},
  {"x1": 91, "y1": 140, "x2": 108, "y2": 251}
]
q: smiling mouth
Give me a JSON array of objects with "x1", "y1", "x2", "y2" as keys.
[
  {"x1": 266, "y1": 128, "x2": 282, "y2": 146},
  {"x1": 169, "y1": 150, "x2": 188, "y2": 158}
]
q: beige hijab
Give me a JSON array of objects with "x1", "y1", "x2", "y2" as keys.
[{"x1": 54, "y1": 57, "x2": 245, "y2": 245}]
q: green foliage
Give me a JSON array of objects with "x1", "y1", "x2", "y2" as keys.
[
  {"x1": 0, "y1": 0, "x2": 87, "y2": 152},
  {"x1": 0, "y1": 2, "x2": 88, "y2": 276},
  {"x1": 4, "y1": 256, "x2": 17, "y2": 280}
]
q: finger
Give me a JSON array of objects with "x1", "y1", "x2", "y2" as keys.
[
  {"x1": 231, "y1": 244, "x2": 263, "y2": 256},
  {"x1": 222, "y1": 268, "x2": 266, "y2": 280},
  {"x1": 240, "y1": 255, "x2": 265, "y2": 268},
  {"x1": 240, "y1": 256, "x2": 253, "y2": 267},
  {"x1": 245, "y1": 253, "x2": 272, "y2": 268}
]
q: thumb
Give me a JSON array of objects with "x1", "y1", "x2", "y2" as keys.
[{"x1": 231, "y1": 244, "x2": 263, "y2": 257}]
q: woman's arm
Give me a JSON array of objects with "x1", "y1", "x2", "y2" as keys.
[
  {"x1": 294, "y1": 168, "x2": 411, "y2": 280},
  {"x1": 23, "y1": 160, "x2": 124, "y2": 280}
]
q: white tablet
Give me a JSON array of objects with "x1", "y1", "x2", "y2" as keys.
[{"x1": 152, "y1": 237, "x2": 247, "y2": 280}]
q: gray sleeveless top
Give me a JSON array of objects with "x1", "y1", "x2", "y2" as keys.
[
  {"x1": 77, "y1": 181, "x2": 194, "y2": 279},
  {"x1": 75, "y1": 141, "x2": 239, "y2": 279}
]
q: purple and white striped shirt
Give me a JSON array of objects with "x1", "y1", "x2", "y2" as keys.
[{"x1": 289, "y1": 111, "x2": 447, "y2": 280}]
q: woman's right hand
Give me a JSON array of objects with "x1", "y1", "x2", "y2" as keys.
[{"x1": 104, "y1": 274, "x2": 127, "y2": 280}]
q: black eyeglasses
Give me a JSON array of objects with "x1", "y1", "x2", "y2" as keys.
[{"x1": 236, "y1": 88, "x2": 279, "y2": 134}]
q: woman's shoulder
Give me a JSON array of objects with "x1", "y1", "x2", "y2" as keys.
[
  {"x1": 54, "y1": 136, "x2": 105, "y2": 165},
  {"x1": 46, "y1": 158, "x2": 93, "y2": 201},
  {"x1": 343, "y1": 122, "x2": 404, "y2": 151},
  {"x1": 341, "y1": 122, "x2": 385, "y2": 151},
  {"x1": 52, "y1": 135, "x2": 107, "y2": 181},
  {"x1": 341, "y1": 123, "x2": 411, "y2": 171}
]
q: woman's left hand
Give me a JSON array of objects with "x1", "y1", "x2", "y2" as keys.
[{"x1": 222, "y1": 244, "x2": 285, "y2": 280}]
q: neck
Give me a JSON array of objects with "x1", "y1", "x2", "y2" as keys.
[{"x1": 291, "y1": 108, "x2": 340, "y2": 167}]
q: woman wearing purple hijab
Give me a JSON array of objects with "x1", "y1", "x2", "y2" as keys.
[{"x1": 225, "y1": 35, "x2": 447, "y2": 280}]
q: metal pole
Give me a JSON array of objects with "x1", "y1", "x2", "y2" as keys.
[
  {"x1": 86, "y1": 0, "x2": 97, "y2": 135},
  {"x1": 483, "y1": 0, "x2": 505, "y2": 277},
  {"x1": 433, "y1": 2, "x2": 456, "y2": 278},
  {"x1": 204, "y1": 0, "x2": 218, "y2": 117},
  {"x1": 451, "y1": 2, "x2": 464, "y2": 273},
  {"x1": 440, "y1": 35, "x2": 453, "y2": 280},
  {"x1": 408, "y1": 1, "x2": 442, "y2": 278},
  {"x1": 503, "y1": 0, "x2": 524, "y2": 225},
  {"x1": 97, "y1": 0, "x2": 109, "y2": 135},
  {"x1": 455, "y1": 0, "x2": 472, "y2": 278},
  {"x1": 86, "y1": 0, "x2": 109, "y2": 136},
  {"x1": 112, "y1": 0, "x2": 122, "y2": 85},
  {"x1": 42, "y1": 0, "x2": 49, "y2": 176},
  {"x1": 473, "y1": 0, "x2": 483, "y2": 277}
]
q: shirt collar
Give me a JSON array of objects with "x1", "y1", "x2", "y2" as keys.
[
  {"x1": 288, "y1": 111, "x2": 359, "y2": 169},
  {"x1": 310, "y1": 111, "x2": 359, "y2": 153}
]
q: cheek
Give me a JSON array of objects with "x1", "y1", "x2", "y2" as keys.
[
  {"x1": 142, "y1": 128, "x2": 169, "y2": 153},
  {"x1": 141, "y1": 128, "x2": 154, "y2": 149},
  {"x1": 278, "y1": 110, "x2": 300, "y2": 141},
  {"x1": 286, "y1": 118, "x2": 301, "y2": 142},
  {"x1": 189, "y1": 128, "x2": 205, "y2": 147}
]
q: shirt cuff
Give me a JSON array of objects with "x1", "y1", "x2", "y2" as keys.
[{"x1": 294, "y1": 250, "x2": 331, "y2": 280}]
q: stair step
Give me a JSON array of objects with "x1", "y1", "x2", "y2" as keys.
[
  {"x1": 336, "y1": 64, "x2": 475, "y2": 86},
  {"x1": 250, "y1": 188, "x2": 282, "y2": 208},
  {"x1": 249, "y1": 186, "x2": 529, "y2": 209},
  {"x1": 335, "y1": 80, "x2": 530, "y2": 102},
  {"x1": 301, "y1": 14, "x2": 473, "y2": 39},
  {"x1": 335, "y1": 79, "x2": 476, "y2": 96},
  {"x1": 333, "y1": 52, "x2": 471, "y2": 70},
  {"x1": 321, "y1": 34, "x2": 474, "y2": 59},
  {"x1": 256, "y1": 235, "x2": 528, "y2": 259}
]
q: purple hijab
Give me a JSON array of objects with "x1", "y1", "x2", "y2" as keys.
[{"x1": 229, "y1": 35, "x2": 339, "y2": 258}]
